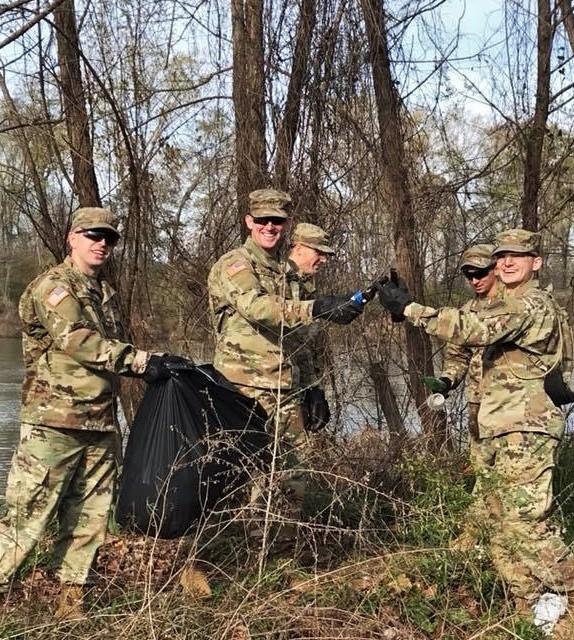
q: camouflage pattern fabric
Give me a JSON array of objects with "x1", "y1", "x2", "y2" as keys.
[
  {"x1": 405, "y1": 280, "x2": 563, "y2": 439},
  {"x1": 441, "y1": 282, "x2": 504, "y2": 452},
  {"x1": 478, "y1": 433, "x2": 574, "y2": 597},
  {"x1": 441, "y1": 295, "x2": 492, "y2": 406},
  {"x1": 19, "y1": 256, "x2": 149, "y2": 431},
  {"x1": 237, "y1": 385, "x2": 307, "y2": 539},
  {"x1": 70, "y1": 207, "x2": 119, "y2": 234},
  {"x1": 249, "y1": 188, "x2": 291, "y2": 219},
  {"x1": 285, "y1": 262, "x2": 324, "y2": 389},
  {"x1": 405, "y1": 278, "x2": 574, "y2": 597},
  {"x1": 291, "y1": 223, "x2": 335, "y2": 254},
  {"x1": 493, "y1": 228, "x2": 540, "y2": 256},
  {"x1": 441, "y1": 287, "x2": 503, "y2": 547},
  {"x1": 460, "y1": 243, "x2": 495, "y2": 269},
  {"x1": 0, "y1": 425, "x2": 116, "y2": 586},
  {"x1": 208, "y1": 237, "x2": 314, "y2": 390}
]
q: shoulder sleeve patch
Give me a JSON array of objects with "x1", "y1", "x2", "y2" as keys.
[
  {"x1": 226, "y1": 261, "x2": 249, "y2": 277},
  {"x1": 46, "y1": 286, "x2": 70, "y2": 308}
]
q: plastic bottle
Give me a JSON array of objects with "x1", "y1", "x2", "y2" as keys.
[{"x1": 426, "y1": 393, "x2": 446, "y2": 411}]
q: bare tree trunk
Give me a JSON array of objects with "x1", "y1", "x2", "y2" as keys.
[
  {"x1": 232, "y1": 0, "x2": 268, "y2": 234},
  {"x1": 274, "y1": 0, "x2": 316, "y2": 189},
  {"x1": 54, "y1": 0, "x2": 101, "y2": 207},
  {"x1": 370, "y1": 362, "x2": 405, "y2": 438},
  {"x1": 559, "y1": 0, "x2": 574, "y2": 53},
  {"x1": 0, "y1": 70, "x2": 66, "y2": 260},
  {"x1": 360, "y1": 0, "x2": 447, "y2": 449},
  {"x1": 520, "y1": 0, "x2": 553, "y2": 231}
]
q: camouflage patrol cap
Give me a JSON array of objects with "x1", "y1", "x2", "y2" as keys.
[
  {"x1": 460, "y1": 244, "x2": 496, "y2": 269},
  {"x1": 292, "y1": 223, "x2": 335, "y2": 254},
  {"x1": 249, "y1": 188, "x2": 292, "y2": 219},
  {"x1": 493, "y1": 228, "x2": 540, "y2": 256},
  {"x1": 70, "y1": 207, "x2": 120, "y2": 236}
]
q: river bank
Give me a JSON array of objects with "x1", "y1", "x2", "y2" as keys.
[{"x1": 0, "y1": 337, "x2": 23, "y2": 495}]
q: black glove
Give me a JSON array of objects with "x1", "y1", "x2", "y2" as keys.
[
  {"x1": 544, "y1": 368, "x2": 574, "y2": 406},
  {"x1": 142, "y1": 354, "x2": 193, "y2": 384},
  {"x1": 377, "y1": 273, "x2": 413, "y2": 319},
  {"x1": 389, "y1": 269, "x2": 412, "y2": 322},
  {"x1": 438, "y1": 376, "x2": 453, "y2": 394},
  {"x1": 302, "y1": 387, "x2": 331, "y2": 433},
  {"x1": 312, "y1": 295, "x2": 363, "y2": 325}
]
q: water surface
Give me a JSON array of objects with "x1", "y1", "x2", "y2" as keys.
[{"x1": 0, "y1": 337, "x2": 23, "y2": 495}]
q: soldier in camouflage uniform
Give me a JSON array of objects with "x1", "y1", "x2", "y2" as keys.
[
  {"x1": 0, "y1": 208, "x2": 178, "y2": 618},
  {"x1": 287, "y1": 223, "x2": 335, "y2": 433},
  {"x1": 438, "y1": 244, "x2": 504, "y2": 550},
  {"x1": 441, "y1": 245, "x2": 499, "y2": 445},
  {"x1": 378, "y1": 229, "x2": 574, "y2": 614},
  {"x1": 208, "y1": 189, "x2": 362, "y2": 543}
]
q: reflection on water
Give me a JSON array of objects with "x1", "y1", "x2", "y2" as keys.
[{"x1": 0, "y1": 338, "x2": 23, "y2": 495}]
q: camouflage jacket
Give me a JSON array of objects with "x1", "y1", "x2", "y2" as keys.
[
  {"x1": 285, "y1": 262, "x2": 323, "y2": 389},
  {"x1": 440, "y1": 283, "x2": 504, "y2": 404},
  {"x1": 405, "y1": 280, "x2": 563, "y2": 438},
  {"x1": 208, "y1": 238, "x2": 314, "y2": 390},
  {"x1": 19, "y1": 257, "x2": 149, "y2": 431}
]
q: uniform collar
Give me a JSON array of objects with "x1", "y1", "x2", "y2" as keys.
[
  {"x1": 64, "y1": 255, "x2": 114, "y2": 300},
  {"x1": 245, "y1": 237, "x2": 283, "y2": 272},
  {"x1": 285, "y1": 258, "x2": 308, "y2": 278},
  {"x1": 506, "y1": 278, "x2": 539, "y2": 298},
  {"x1": 285, "y1": 259, "x2": 316, "y2": 291},
  {"x1": 65, "y1": 255, "x2": 94, "y2": 285}
]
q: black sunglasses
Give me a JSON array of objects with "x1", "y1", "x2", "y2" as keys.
[
  {"x1": 462, "y1": 265, "x2": 493, "y2": 281},
  {"x1": 252, "y1": 216, "x2": 287, "y2": 226},
  {"x1": 78, "y1": 229, "x2": 119, "y2": 246}
]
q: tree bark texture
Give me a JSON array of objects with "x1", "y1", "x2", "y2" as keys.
[
  {"x1": 232, "y1": 0, "x2": 268, "y2": 235},
  {"x1": 54, "y1": 0, "x2": 101, "y2": 208},
  {"x1": 360, "y1": 0, "x2": 448, "y2": 449},
  {"x1": 274, "y1": 0, "x2": 317, "y2": 189},
  {"x1": 520, "y1": 0, "x2": 553, "y2": 231},
  {"x1": 370, "y1": 362, "x2": 406, "y2": 438},
  {"x1": 0, "y1": 70, "x2": 66, "y2": 260},
  {"x1": 558, "y1": 0, "x2": 574, "y2": 56}
]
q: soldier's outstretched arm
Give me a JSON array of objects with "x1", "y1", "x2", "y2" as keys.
[
  {"x1": 33, "y1": 277, "x2": 149, "y2": 375},
  {"x1": 404, "y1": 297, "x2": 536, "y2": 348},
  {"x1": 216, "y1": 255, "x2": 314, "y2": 330},
  {"x1": 441, "y1": 341, "x2": 473, "y2": 388}
]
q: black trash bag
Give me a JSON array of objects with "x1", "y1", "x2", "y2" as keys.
[{"x1": 116, "y1": 364, "x2": 270, "y2": 539}]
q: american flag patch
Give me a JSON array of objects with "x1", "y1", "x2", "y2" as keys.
[
  {"x1": 227, "y1": 261, "x2": 248, "y2": 277},
  {"x1": 47, "y1": 286, "x2": 70, "y2": 307}
]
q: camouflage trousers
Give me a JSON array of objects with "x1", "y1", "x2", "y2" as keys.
[
  {"x1": 0, "y1": 424, "x2": 116, "y2": 586},
  {"x1": 467, "y1": 403, "x2": 492, "y2": 505},
  {"x1": 469, "y1": 432, "x2": 574, "y2": 599},
  {"x1": 236, "y1": 385, "x2": 307, "y2": 542}
]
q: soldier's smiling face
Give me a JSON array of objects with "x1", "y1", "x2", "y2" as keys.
[
  {"x1": 245, "y1": 214, "x2": 289, "y2": 253},
  {"x1": 495, "y1": 251, "x2": 542, "y2": 288},
  {"x1": 68, "y1": 228, "x2": 115, "y2": 275}
]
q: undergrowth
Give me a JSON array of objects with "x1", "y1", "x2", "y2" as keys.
[{"x1": 1, "y1": 431, "x2": 569, "y2": 639}]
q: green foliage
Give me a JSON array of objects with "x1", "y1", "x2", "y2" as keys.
[
  {"x1": 552, "y1": 436, "x2": 574, "y2": 544},
  {"x1": 0, "y1": 248, "x2": 46, "y2": 305},
  {"x1": 303, "y1": 480, "x2": 394, "y2": 541},
  {"x1": 0, "y1": 620, "x2": 26, "y2": 638},
  {"x1": 394, "y1": 454, "x2": 474, "y2": 547}
]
